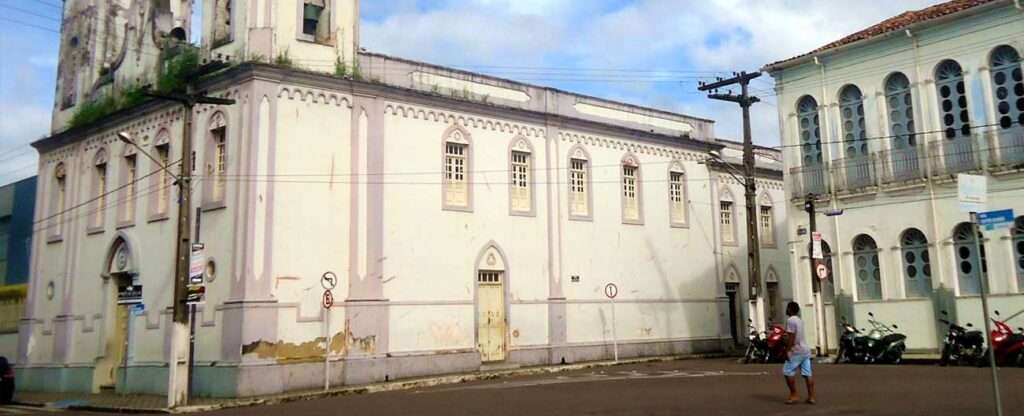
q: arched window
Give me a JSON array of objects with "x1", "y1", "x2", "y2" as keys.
[
  {"x1": 819, "y1": 240, "x2": 835, "y2": 303},
  {"x1": 442, "y1": 125, "x2": 472, "y2": 210},
  {"x1": 901, "y1": 228, "x2": 932, "y2": 298},
  {"x1": 209, "y1": 112, "x2": 228, "y2": 202},
  {"x1": 935, "y1": 60, "x2": 975, "y2": 174},
  {"x1": 839, "y1": 85, "x2": 868, "y2": 158},
  {"x1": 509, "y1": 137, "x2": 534, "y2": 215},
  {"x1": 853, "y1": 234, "x2": 882, "y2": 300},
  {"x1": 991, "y1": 46, "x2": 1023, "y2": 130},
  {"x1": 797, "y1": 96, "x2": 825, "y2": 194},
  {"x1": 668, "y1": 162, "x2": 687, "y2": 227},
  {"x1": 1012, "y1": 217, "x2": 1023, "y2": 292},
  {"x1": 758, "y1": 193, "x2": 774, "y2": 247},
  {"x1": 567, "y1": 145, "x2": 591, "y2": 220},
  {"x1": 797, "y1": 96, "x2": 822, "y2": 166},
  {"x1": 621, "y1": 154, "x2": 642, "y2": 224},
  {"x1": 719, "y1": 188, "x2": 737, "y2": 245},
  {"x1": 885, "y1": 73, "x2": 921, "y2": 180},
  {"x1": 953, "y1": 222, "x2": 986, "y2": 295},
  {"x1": 92, "y1": 149, "x2": 108, "y2": 228}
]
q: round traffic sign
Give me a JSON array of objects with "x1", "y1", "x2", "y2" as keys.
[
  {"x1": 816, "y1": 263, "x2": 829, "y2": 280},
  {"x1": 322, "y1": 290, "x2": 335, "y2": 309},
  {"x1": 321, "y1": 271, "x2": 338, "y2": 290},
  {"x1": 604, "y1": 283, "x2": 619, "y2": 299}
]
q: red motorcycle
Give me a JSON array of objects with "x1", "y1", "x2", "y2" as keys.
[
  {"x1": 742, "y1": 320, "x2": 787, "y2": 363},
  {"x1": 985, "y1": 310, "x2": 1024, "y2": 367}
]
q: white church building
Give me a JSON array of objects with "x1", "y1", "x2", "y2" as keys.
[{"x1": 17, "y1": 0, "x2": 788, "y2": 397}]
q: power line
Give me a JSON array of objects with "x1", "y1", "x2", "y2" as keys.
[
  {"x1": 772, "y1": 121, "x2": 1006, "y2": 150},
  {"x1": 0, "y1": 4, "x2": 61, "y2": 23},
  {"x1": 30, "y1": 0, "x2": 63, "y2": 11},
  {"x1": 0, "y1": 16, "x2": 58, "y2": 33}
]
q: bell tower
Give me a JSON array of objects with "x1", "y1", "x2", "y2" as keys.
[
  {"x1": 202, "y1": 0, "x2": 360, "y2": 71},
  {"x1": 51, "y1": 0, "x2": 193, "y2": 133}
]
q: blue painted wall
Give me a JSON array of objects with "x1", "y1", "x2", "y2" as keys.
[{"x1": 1, "y1": 176, "x2": 36, "y2": 286}]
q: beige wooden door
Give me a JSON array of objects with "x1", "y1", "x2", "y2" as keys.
[{"x1": 477, "y1": 271, "x2": 506, "y2": 362}]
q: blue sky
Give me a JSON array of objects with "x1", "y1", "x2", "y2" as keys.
[{"x1": 0, "y1": 0, "x2": 945, "y2": 186}]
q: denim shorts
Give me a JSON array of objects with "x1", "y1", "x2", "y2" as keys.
[{"x1": 783, "y1": 353, "x2": 812, "y2": 377}]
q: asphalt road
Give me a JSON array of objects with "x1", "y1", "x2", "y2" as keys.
[
  {"x1": 223, "y1": 359, "x2": 1022, "y2": 416},
  {"x1": 62, "y1": 358, "x2": 1024, "y2": 416}
]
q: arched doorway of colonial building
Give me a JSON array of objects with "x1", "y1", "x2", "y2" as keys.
[
  {"x1": 724, "y1": 265, "x2": 742, "y2": 345},
  {"x1": 93, "y1": 236, "x2": 137, "y2": 392},
  {"x1": 475, "y1": 244, "x2": 508, "y2": 363}
]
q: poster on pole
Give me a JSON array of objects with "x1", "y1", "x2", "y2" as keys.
[
  {"x1": 811, "y1": 232, "x2": 823, "y2": 260},
  {"x1": 189, "y1": 243, "x2": 206, "y2": 285},
  {"x1": 957, "y1": 174, "x2": 987, "y2": 213}
]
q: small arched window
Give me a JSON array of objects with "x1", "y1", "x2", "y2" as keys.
[
  {"x1": 797, "y1": 96, "x2": 822, "y2": 167},
  {"x1": 853, "y1": 234, "x2": 882, "y2": 300},
  {"x1": 900, "y1": 228, "x2": 932, "y2": 298},
  {"x1": 93, "y1": 149, "x2": 108, "y2": 228},
  {"x1": 567, "y1": 145, "x2": 591, "y2": 220},
  {"x1": 1012, "y1": 217, "x2": 1023, "y2": 292},
  {"x1": 621, "y1": 154, "x2": 642, "y2": 224},
  {"x1": 935, "y1": 60, "x2": 971, "y2": 140},
  {"x1": 442, "y1": 125, "x2": 472, "y2": 210},
  {"x1": 509, "y1": 137, "x2": 534, "y2": 215},
  {"x1": 719, "y1": 188, "x2": 737, "y2": 244},
  {"x1": 668, "y1": 162, "x2": 687, "y2": 227},
  {"x1": 758, "y1": 193, "x2": 774, "y2": 247},
  {"x1": 885, "y1": 73, "x2": 917, "y2": 148},
  {"x1": 990, "y1": 45, "x2": 1023, "y2": 130},
  {"x1": 839, "y1": 85, "x2": 867, "y2": 158},
  {"x1": 953, "y1": 222, "x2": 986, "y2": 295}
]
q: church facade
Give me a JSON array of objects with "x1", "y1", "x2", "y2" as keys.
[{"x1": 18, "y1": 0, "x2": 788, "y2": 397}]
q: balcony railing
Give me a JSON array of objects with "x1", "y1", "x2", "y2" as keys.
[
  {"x1": 832, "y1": 154, "x2": 877, "y2": 194},
  {"x1": 788, "y1": 164, "x2": 828, "y2": 197},
  {"x1": 931, "y1": 138, "x2": 981, "y2": 176},
  {"x1": 989, "y1": 126, "x2": 1024, "y2": 171},
  {"x1": 879, "y1": 146, "x2": 925, "y2": 184}
]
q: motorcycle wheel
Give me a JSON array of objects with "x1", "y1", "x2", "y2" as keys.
[
  {"x1": 833, "y1": 348, "x2": 844, "y2": 364},
  {"x1": 1017, "y1": 352, "x2": 1024, "y2": 368},
  {"x1": 891, "y1": 346, "x2": 905, "y2": 365},
  {"x1": 939, "y1": 345, "x2": 951, "y2": 367},
  {"x1": 974, "y1": 349, "x2": 989, "y2": 368}
]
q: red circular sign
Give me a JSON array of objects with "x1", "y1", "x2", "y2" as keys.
[
  {"x1": 604, "y1": 283, "x2": 619, "y2": 299},
  {"x1": 322, "y1": 290, "x2": 334, "y2": 309}
]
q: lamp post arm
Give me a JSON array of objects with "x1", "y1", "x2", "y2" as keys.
[{"x1": 120, "y1": 137, "x2": 184, "y2": 184}]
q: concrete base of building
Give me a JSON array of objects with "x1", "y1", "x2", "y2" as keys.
[{"x1": 15, "y1": 337, "x2": 731, "y2": 398}]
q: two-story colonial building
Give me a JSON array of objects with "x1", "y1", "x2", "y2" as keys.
[{"x1": 766, "y1": 0, "x2": 1024, "y2": 354}]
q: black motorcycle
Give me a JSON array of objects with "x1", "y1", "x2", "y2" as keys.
[
  {"x1": 938, "y1": 310, "x2": 985, "y2": 367},
  {"x1": 835, "y1": 313, "x2": 907, "y2": 364}
]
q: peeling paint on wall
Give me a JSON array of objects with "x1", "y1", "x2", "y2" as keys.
[{"x1": 240, "y1": 327, "x2": 380, "y2": 362}]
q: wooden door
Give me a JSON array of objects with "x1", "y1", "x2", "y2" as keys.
[{"x1": 477, "y1": 271, "x2": 506, "y2": 362}]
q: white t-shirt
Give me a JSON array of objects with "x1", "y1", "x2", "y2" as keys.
[{"x1": 786, "y1": 315, "x2": 811, "y2": 356}]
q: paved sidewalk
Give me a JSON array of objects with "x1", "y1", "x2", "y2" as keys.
[{"x1": 13, "y1": 353, "x2": 728, "y2": 413}]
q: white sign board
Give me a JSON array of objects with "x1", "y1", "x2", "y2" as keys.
[
  {"x1": 958, "y1": 174, "x2": 987, "y2": 213},
  {"x1": 189, "y1": 243, "x2": 205, "y2": 285},
  {"x1": 811, "y1": 232, "x2": 823, "y2": 260}
]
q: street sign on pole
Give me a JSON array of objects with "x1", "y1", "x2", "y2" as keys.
[
  {"x1": 605, "y1": 283, "x2": 619, "y2": 362},
  {"x1": 958, "y1": 174, "x2": 987, "y2": 213},
  {"x1": 189, "y1": 243, "x2": 205, "y2": 285},
  {"x1": 977, "y1": 209, "x2": 1015, "y2": 231},
  {"x1": 816, "y1": 263, "x2": 829, "y2": 280},
  {"x1": 321, "y1": 272, "x2": 338, "y2": 290}
]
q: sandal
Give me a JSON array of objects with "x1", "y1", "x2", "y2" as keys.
[
  {"x1": 784, "y1": 399, "x2": 799, "y2": 405},
  {"x1": 806, "y1": 399, "x2": 817, "y2": 405}
]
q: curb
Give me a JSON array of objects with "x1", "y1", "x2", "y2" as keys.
[{"x1": 31, "y1": 352, "x2": 732, "y2": 414}]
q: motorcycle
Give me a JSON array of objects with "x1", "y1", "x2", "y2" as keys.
[
  {"x1": 985, "y1": 310, "x2": 1024, "y2": 367},
  {"x1": 938, "y1": 310, "x2": 985, "y2": 366},
  {"x1": 742, "y1": 319, "x2": 787, "y2": 363},
  {"x1": 835, "y1": 312, "x2": 906, "y2": 364}
]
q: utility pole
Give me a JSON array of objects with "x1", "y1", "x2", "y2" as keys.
[
  {"x1": 698, "y1": 71, "x2": 765, "y2": 331},
  {"x1": 143, "y1": 60, "x2": 234, "y2": 408}
]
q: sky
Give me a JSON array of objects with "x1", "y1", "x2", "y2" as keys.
[{"x1": 0, "y1": 0, "x2": 948, "y2": 186}]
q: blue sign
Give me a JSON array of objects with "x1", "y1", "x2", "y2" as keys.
[{"x1": 977, "y1": 209, "x2": 1015, "y2": 231}]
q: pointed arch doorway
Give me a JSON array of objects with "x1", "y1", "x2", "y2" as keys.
[
  {"x1": 93, "y1": 237, "x2": 137, "y2": 392},
  {"x1": 475, "y1": 245, "x2": 508, "y2": 363}
]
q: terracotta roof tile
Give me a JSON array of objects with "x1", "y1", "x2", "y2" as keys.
[{"x1": 765, "y1": 0, "x2": 1000, "y2": 70}]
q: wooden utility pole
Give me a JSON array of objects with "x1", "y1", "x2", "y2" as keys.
[
  {"x1": 698, "y1": 71, "x2": 765, "y2": 329},
  {"x1": 144, "y1": 61, "x2": 234, "y2": 408}
]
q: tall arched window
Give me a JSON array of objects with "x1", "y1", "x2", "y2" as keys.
[
  {"x1": 990, "y1": 45, "x2": 1023, "y2": 130},
  {"x1": 885, "y1": 72, "x2": 920, "y2": 180},
  {"x1": 820, "y1": 240, "x2": 835, "y2": 303},
  {"x1": 953, "y1": 222, "x2": 986, "y2": 295},
  {"x1": 620, "y1": 154, "x2": 642, "y2": 224},
  {"x1": 1012, "y1": 217, "x2": 1023, "y2": 292},
  {"x1": 442, "y1": 125, "x2": 472, "y2": 211},
  {"x1": 901, "y1": 228, "x2": 932, "y2": 298},
  {"x1": 935, "y1": 60, "x2": 973, "y2": 172},
  {"x1": 853, "y1": 234, "x2": 882, "y2": 300},
  {"x1": 839, "y1": 85, "x2": 872, "y2": 189},
  {"x1": 91, "y1": 149, "x2": 108, "y2": 229},
  {"x1": 567, "y1": 145, "x2": 591, "y2": 220},
  {"x1": 719, "y1": 188, "x2": 737, "y2": 245},
  {"x1": 797, "y1": 96, "x2": 825, "y2": 194},
  {"x1": 668, "y1": 162, "x2": 687, "y2": 227}
]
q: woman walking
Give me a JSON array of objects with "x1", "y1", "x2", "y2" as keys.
[{"x1": 782, "y1": 302, "x2": 815, "y2": 405}]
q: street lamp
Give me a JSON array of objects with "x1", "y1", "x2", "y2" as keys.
[{"x1": 704, "y1": 150, "x2": 766, "y2": 333}]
